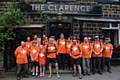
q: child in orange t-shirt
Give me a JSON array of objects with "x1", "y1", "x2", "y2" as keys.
[
  {"x1": 29, "y1": 41, "x2": 40, "y2": 76},
  {"x1": 38, "y1": 45, "x2": 46, "y2": 77}
]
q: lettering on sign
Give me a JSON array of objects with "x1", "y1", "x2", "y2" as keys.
[{"x1": 31, "y1": 4, "x2": 94, "y2": 14}]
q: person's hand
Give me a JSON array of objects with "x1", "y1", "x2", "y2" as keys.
[{"x1": 56, "y1": 53, "x2": 59, "y2": 55}]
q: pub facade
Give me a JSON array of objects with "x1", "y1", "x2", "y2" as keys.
[
  {"x1": 0, "y1": 0, "x2": 120, "y2": 69},
  {"x1": 0, "y1": 0, "x2": 120, "y2": 45}
]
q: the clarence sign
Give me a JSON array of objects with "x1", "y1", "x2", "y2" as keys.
[{"x1": 31, "y1": 4, "x2": 94, "y2": 14}]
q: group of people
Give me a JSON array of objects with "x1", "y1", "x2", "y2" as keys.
[{"x1": 15, "y1": 33, "x2": 113, "y2": 80}]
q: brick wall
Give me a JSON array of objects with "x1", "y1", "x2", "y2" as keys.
[
  {"x1": 82, "y1": 22, "x2": 102, "y2": 37},
  {"x1": 102, "y1": 4, "x2": 120, "y2": 18}
]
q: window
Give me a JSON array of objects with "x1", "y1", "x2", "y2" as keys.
[
  {"x1": 97, "y1": 0, "x2": 120, "y2": 4},
  {"x1": 47, "y1": 0, "x2": 76, "y2": 2},
  {"x1": 111, "y1": 0, "x2": 119, "y2": 2}
]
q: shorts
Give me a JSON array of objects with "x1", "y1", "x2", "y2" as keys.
[
  {"x1": 47, "y1": 58, "x2": 57, "y2": 64},
  {"x1": 31, "y1": 61, "x2": 39, "y2": 66},
  {"x1": 72, "y1": 58, "x2": 81, "y2": 65}
]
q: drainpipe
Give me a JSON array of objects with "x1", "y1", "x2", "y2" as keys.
[{"x1": 118, "y1": 24, "x2": 120, "y2": 45}]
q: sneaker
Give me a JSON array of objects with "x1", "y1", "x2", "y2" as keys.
[
  {"x1": 23, "y1": 75, "x2": 29, "y2": 78},
  {"x1": 40, "y1": 73, "x2": 42, "y2": 77},
  {"x1": 48, "y1": 74, "x2": 52, "y2": 78},
  {"x1": 57, "y1": 74, "x2": 60, "y2": 78},
  {"x1": 98, "y1": 72, "x2": 103, "y2": 75},
  {"x1": 35, "y1": 73, "x2": 38, "y2": 77},
  {"x1": 82, "y1": 73, "x2": 86, "y2": 76},
  {"x1": 17, "y1": 77, "x2": 21, "y2": 80},
  {"x1": 73, "y1": 73, "x2": 77, "y2": 77},
  {"x1": 42, "y1": 72, "x2": 45, "y2": 77},
  {"x1": 32, "y1": 72, "x2": 35, "y2": 76},
  {"x1": 107, "y1": 70, "x2": 112, "y2": 73},
  {"x1": 87, "y1": 73, "x2": 91, "y2": 76},
  {"x1": 79, "y1": 75, "x2": 82, "y2": 79}
]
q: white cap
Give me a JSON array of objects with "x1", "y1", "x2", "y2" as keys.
[{"x1": 84, "y1": 37, "x2": 88, "y2": 40}]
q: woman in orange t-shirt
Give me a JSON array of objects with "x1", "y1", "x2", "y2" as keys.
[{"x1": 38, "y1": 45, "x2": 46, "y2": 77}]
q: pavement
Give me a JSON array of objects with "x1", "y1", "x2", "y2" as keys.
[{"x1": 0, "y1": 66, "x2": 120, "y2": 80}]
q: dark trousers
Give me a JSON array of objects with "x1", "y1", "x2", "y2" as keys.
[
  {"x1": 58, "y1": 53, "x2": 67, "y2": 70},
  {"x1": 66, "y1": 54, "x2": 72, "y2": 69},
  {"x1": 92, "y1": 57, "x2": 102, "y2": 73},
  {"x1": 101, "y1": 57, "x2": 104, "y2": 72},
  {"x1": 16, "y1": 64, "x2": 28, "y2": 78},
  {"x1": 103, "y1": 58, "x2": 111, "y2": 72}
]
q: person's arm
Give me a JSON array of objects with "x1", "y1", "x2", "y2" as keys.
[
  {"x1": 15, "y1": 47, "x2": 19, "y2": 57},
  {"x1": 110, "y1": 44, "x2": 113, "y2": 58},
  {"x1": 79, "y1": 45, "x2": 82, "y2": 58},
  {"x1": 29, "y1": 49, "x2": 33, "y2": 61},
  {"x1": 89, "y1": 43, "x2": 92, "y2": 57},
  {"x1": 99, "y1": 43, "x2": 104, "y2": 53},
  {"x1": 34, "y1": 52, "x2": 39, "y2": 61},
  {"x1": 70, "y1": 45, "x2": 73, "y2": 57},
  {"x1": 55, "y1": 44, "x2": 58, "y2": 55},
  {"x1": 91, "y1": 43, "x2": 95, "y2": 54},
  {"x1": 79, "y1": 43, "x2": 82, "y2": 52}
]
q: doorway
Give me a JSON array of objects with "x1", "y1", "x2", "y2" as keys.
[
  {"x1": 49, "y1": 22, "x2": 72, "y2": 40},
  {"x1": 102, "y1": 29, "x2": 118, "y2": 46},
  {"x1": 4, "y1": 27, "x2": 44, "y2": 70}
]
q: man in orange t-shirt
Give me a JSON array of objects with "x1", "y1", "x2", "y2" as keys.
[
  {"x1": 32, "y1": 34, "x2": 41, "y2": 47},
  {"x1": 43, "y1": 37, "x2": 48, "y2": 48},
  {"x1": 46, "y1": 37, "x2": 60, "y2": 78},
  {"x1": 80, "y1": 37, "x2": 92, "y2": 76},
  {"x1": 57, "y1": 33, "x2": 67, "y2": 70},
  {"x1": 25, "y1": 36, "x2": 32, "y2": 50},
  {"x1": 29, "y1": 41, "x2": 40, "y2": 76},
  {"x1": 15, "y1": 41, "x2": 28, "y2": 80},
  {"x1": 92, "y1": 36, "x2": 103, "y2": 75},
  {"x1": 70, "y1": 40, "x2": 82, "y2": 79},
  {"x1": 103, "y1": 38, "x2": 113, "y2": 73}
]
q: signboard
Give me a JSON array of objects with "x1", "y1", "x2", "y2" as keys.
[{"x1": 31, "y1": 4, "x2": 95, "y2": 14}]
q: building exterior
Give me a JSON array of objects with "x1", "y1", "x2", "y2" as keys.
[
  {"x1": 0, "y1": 0, "x2": 120, "y2": 46},
  {"x1": 0, "y1": 0, "x2": 120, "y2": 70}
]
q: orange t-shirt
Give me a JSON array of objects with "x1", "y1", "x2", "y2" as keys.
[
  {"x1": 47, "y1": 43, "x2": 57, "y2": 59},
  {"x1": 25, "y1": 41, "x2": 32, "y2": 55},
  {"x1": 25, "y1": 41, "x2": 32, "y2": 49},
  {"x1": 71, "y1": 44, "x2": 81, "y2": 59},
  {"x1": 92, "y1": 42, "x2": 103, "y2": 57},
  {"x1": 77, "y1": 40, "x2": 80, "y2": 44},
  {"x1": 66, "y1": 40, "x2": 73, "y2": 54},
  {"x1": 103, "y1": 43, "x2": 113, "y2": 58},
  {"x1": 15, "y1": 46, "x2": 28, "y2": 64},
  {"x1": 53, "y1": 40, "x2": 58, "y2": 48},
  {"x1": 32, "y1": 40, "x2": 41, "y2": 47},
  {"x1": 43, "y1": 40, "x2": 48, "y2": 46},
  {"x1": 38, "y1": 49, "x2": 46, "y2": 65},
  {"x1": 29, "y1": 46, "x2": 40, "y2": 62},
  {"x1": 80, "y1": 42, "x2": 91, "y2": 58},
  {"x1": 43, "y1": 40, "x2": 49, "y2": 49},
  {"x1": 57, "y1": 39, "x2": 66, "y2": 54}
]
